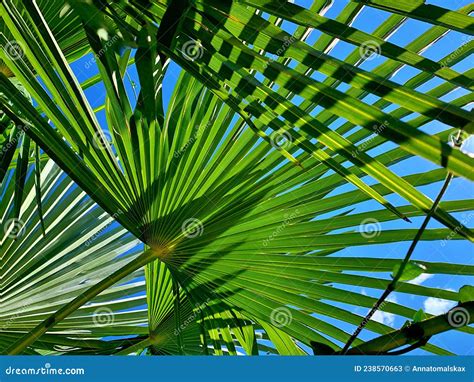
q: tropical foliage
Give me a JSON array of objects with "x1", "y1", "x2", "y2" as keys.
[{"x1": 0, "y1": 0, "x2": 473, "y2": 355}]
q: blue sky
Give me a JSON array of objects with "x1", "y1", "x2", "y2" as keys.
[{"x1": 67, "y1": 0, "x2": 473, "y2": 355}]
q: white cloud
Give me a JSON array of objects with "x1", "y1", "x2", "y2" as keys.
[
  {"x1": 372, "y1": 310, "x2": 395, "y2": 326},
  {"x1": 408, "y1": 273, "x2": 433, "y2": 285},
  {"x1": 423, "y1": 297, "x2": 456, "y2": 315}
]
